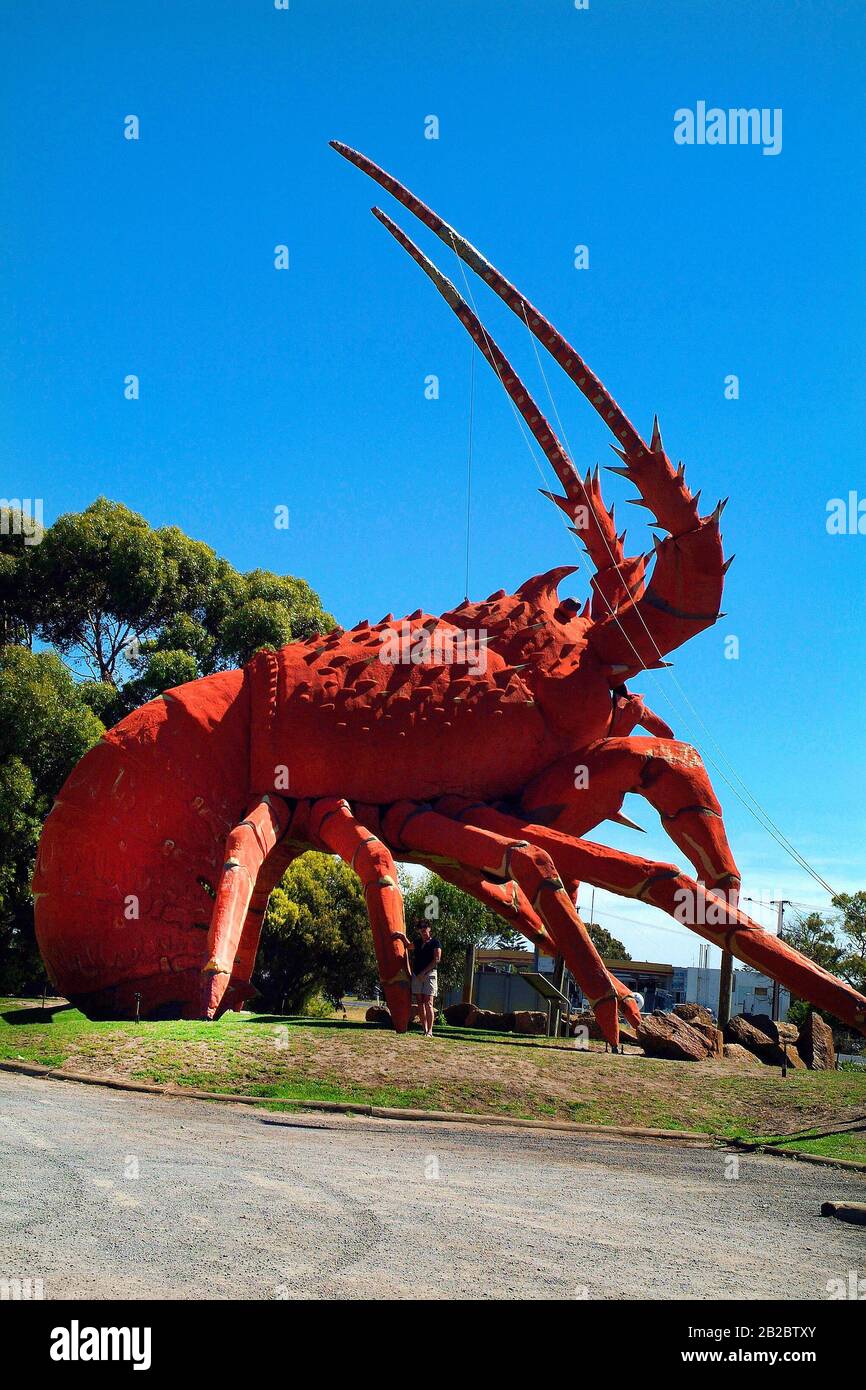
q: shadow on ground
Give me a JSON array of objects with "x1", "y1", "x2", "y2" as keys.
[
  {"x1": 244, "y1": 1013, "x2": 593, "y2": 1055},
  {"x1": 1, "y1": 1004, "x2": 75, "y2": 1026}
]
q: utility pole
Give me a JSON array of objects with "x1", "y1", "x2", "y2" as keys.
[
  {"x1": 550, "y1": 955, "x2": 566, "y2": 1038},
  {"x1": 462, "y1": 944, "x2": 476, "y2": 1005},
  {"x1": 717, "y1": 949, "x2": 734, "y2": 1027},
  {"x1": 769, "y1": 900, "x2": 791, "y2": 1021}
]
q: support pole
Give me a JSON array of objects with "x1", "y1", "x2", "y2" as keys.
[
  {"x1": 462, "y1": 944, "x2": 476, "y2": 1005},
  {"x1": 770, "y1": 900, "x2": 790, "y2": 1022},
  {"x1": 550, "y1": 955, "x2": 566, "y2": 1037},
  {"x1": 717, "y1": 950, "x2": 734, "y2": 1027}
]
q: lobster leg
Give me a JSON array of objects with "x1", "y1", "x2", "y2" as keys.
[
  {"x1": 423, "y1": 801, "x2": 642, "y2": 1031},
  {"x1": 383, "y1": 801, "x2": 626, "y2": 1047},
  {"x1": 201, "y1": 794, "x2": 292, "y2": 1020},
  {"x1": 523, "y1": 739, "x2": 741, "y2": 896},
  {"x1": 309, "y1": 797, "x2": 412, "y2": 1032},
  {"x1": 224, "y1": 836, "x2": 305, "y2": 1016},
  {"x1": 473, "y1": 815, "x2": 866, "y2": 1036},
  {"x1": 411, "y1": 855, "x2": 554, "y2": 956},
  {"x1": 411, "y1": 851, "x2": 645, "y2": 1028}
]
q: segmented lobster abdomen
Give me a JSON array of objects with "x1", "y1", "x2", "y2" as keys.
[{"x1": 245, "y1": 634, "x2": 570, "y2": 805}]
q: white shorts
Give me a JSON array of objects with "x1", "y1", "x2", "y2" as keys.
[{"x1": 412, "y1": 971, "x2": 438, "y2": 998}]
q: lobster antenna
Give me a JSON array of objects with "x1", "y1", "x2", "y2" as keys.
[
  {"x1": 332, "y1": 141, "x2": 700, "y2": 538},
  {"x1": 464, "y1": 341, "x2": 475, "y2": 602},
  {"x1": 369, "y1": 206, "x2": 621, "y2": 579},
  {"x1": 332, "y1": 140, "x2": 647, "y2": 454}
]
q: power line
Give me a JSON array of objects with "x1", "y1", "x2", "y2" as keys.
[{"x1": 579, "y1": 903, "x2": 694, "y2": 940}]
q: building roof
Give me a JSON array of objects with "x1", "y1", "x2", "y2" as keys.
[
  {"x1": 603, "y1": 959, "x2": 674, "y2": 975},
  {"x1": 476, "y1": 949, "x2": 534, "y2": 966}
]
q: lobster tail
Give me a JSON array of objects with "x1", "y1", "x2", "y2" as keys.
[{"x1": 33, "y1": 670, "x2": 252, "y2": 1019}]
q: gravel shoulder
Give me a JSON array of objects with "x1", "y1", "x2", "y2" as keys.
[{"x1": 2, "y1": 1071, "x2": 865, "y2": 1301}]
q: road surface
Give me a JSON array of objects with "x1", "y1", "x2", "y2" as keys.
[{"x1": 1, "y1": 1072, "x2": 864, "y2": 1300}]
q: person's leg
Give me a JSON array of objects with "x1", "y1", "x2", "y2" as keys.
[
  {"x1": 424, "y1": 991, "x2": 434, "y2": 1035},
  {"x1": 414, "y1": 989, "x2": 428, "y2": 1034}
]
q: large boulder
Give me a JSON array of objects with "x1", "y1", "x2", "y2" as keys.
[
  {"x1": 569, "y1": 1010, "x2": 605, "y2": 1042},
  {"x1": 747, "y1": 1014, "x2": 800, "y2": 1048},
  {"x1": 725, "y1": 1014, "x2": 772, "y2": 1053},
  {"x1": 567, "y1": 1010, "x2": 639, "y2": 1045},
  {"x1": 673, "y1": 1002, "x2": 716, "y2": 1029},
  {"x1": 724, "y1": 1014, "x2": 804, "y2": 1067},
  {"x1": 507, "y1": 1010, "x2": 548, "y2": 1035},
  {"x1": 797, "y1": 1011, "x2": 836, "y2": 1070},
  {"x1": 637, "y1": 1010, "x2": 713, "y2": 1061},
  {"x1": 443, "y1": 1001, "x2": 480, "y2": 1028},
  {"x1": 473, "y1": 1009, "x2": 509, "y2": 1031},
  {"x1": 689, "y1": 1020, "x2": 725, "y2": 1056},
  {"x1": 723, "y1": 1042, "x2": 766, "y2": 1068},
  {"x1": 444, "y1": 1004, "x2": 511, "y2": 1031}
]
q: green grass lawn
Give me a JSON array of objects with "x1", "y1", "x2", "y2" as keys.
[{"x1": 2, "y1": 998, "x2": 864, "y2": 1163}]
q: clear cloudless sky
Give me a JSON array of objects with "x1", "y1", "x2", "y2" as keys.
[{"x1": 2, "y1": 0, "x2": 864, "y2": 966}]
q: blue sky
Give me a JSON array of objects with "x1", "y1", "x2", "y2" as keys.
[{"x1": 2, "y1": 0, "x2": 865, "y2": 966}]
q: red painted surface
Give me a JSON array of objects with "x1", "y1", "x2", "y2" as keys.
[{"x1": 31, "y1": 147, "x2": 866, "y2": 1043}]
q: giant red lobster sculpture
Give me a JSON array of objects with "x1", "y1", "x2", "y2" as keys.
[{"x1": 33, "y1": 143, "x2": 866, "y2": 1046}]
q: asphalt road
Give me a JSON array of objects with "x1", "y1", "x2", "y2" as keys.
[{"x1": 1, "y1": 1072, "x2": 864, "y2": 1300}]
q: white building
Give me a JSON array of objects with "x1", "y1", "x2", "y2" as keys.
[
  {"x1": 671, "y1": 965, "x2": 790, "y2": 1020},
  {"x1": 559, "y1": 955, "x2": 791, "y2": 1021}
]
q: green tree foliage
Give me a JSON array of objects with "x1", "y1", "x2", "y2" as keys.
[
  {"x1": 784, "y1": 912, "x2": 846, "y2": 977},
  {"x1": 830, "y1": 892, "x2": 866, "y2": 995},
  {"x1": 32, "y1": 498, "x2": 168, "y2": 682},
  {"x1": 401, "y1": 872, "x2": 521, "y2": 997},
  {"x1": 210, "y1": 569, "x2": 328, "y2": 668},
  {"x1": 585, "y1": 922, "x2": 631, "y2": 961},
  {"x1": 14, "y1": 498, "x2": 334, "y2": 717},
  {"x1": 0, "y1": 647, "x2": 104, "y2": 992},
  {"x1": 0, "y1": 498, "x2": 335, "y2": 996},
  {"x1": 785, "y1": 898, "x2": 866, "y2": 1031},
  {"x1": 254, "y1": 852, "x2": 378, "y2": 1013}
]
